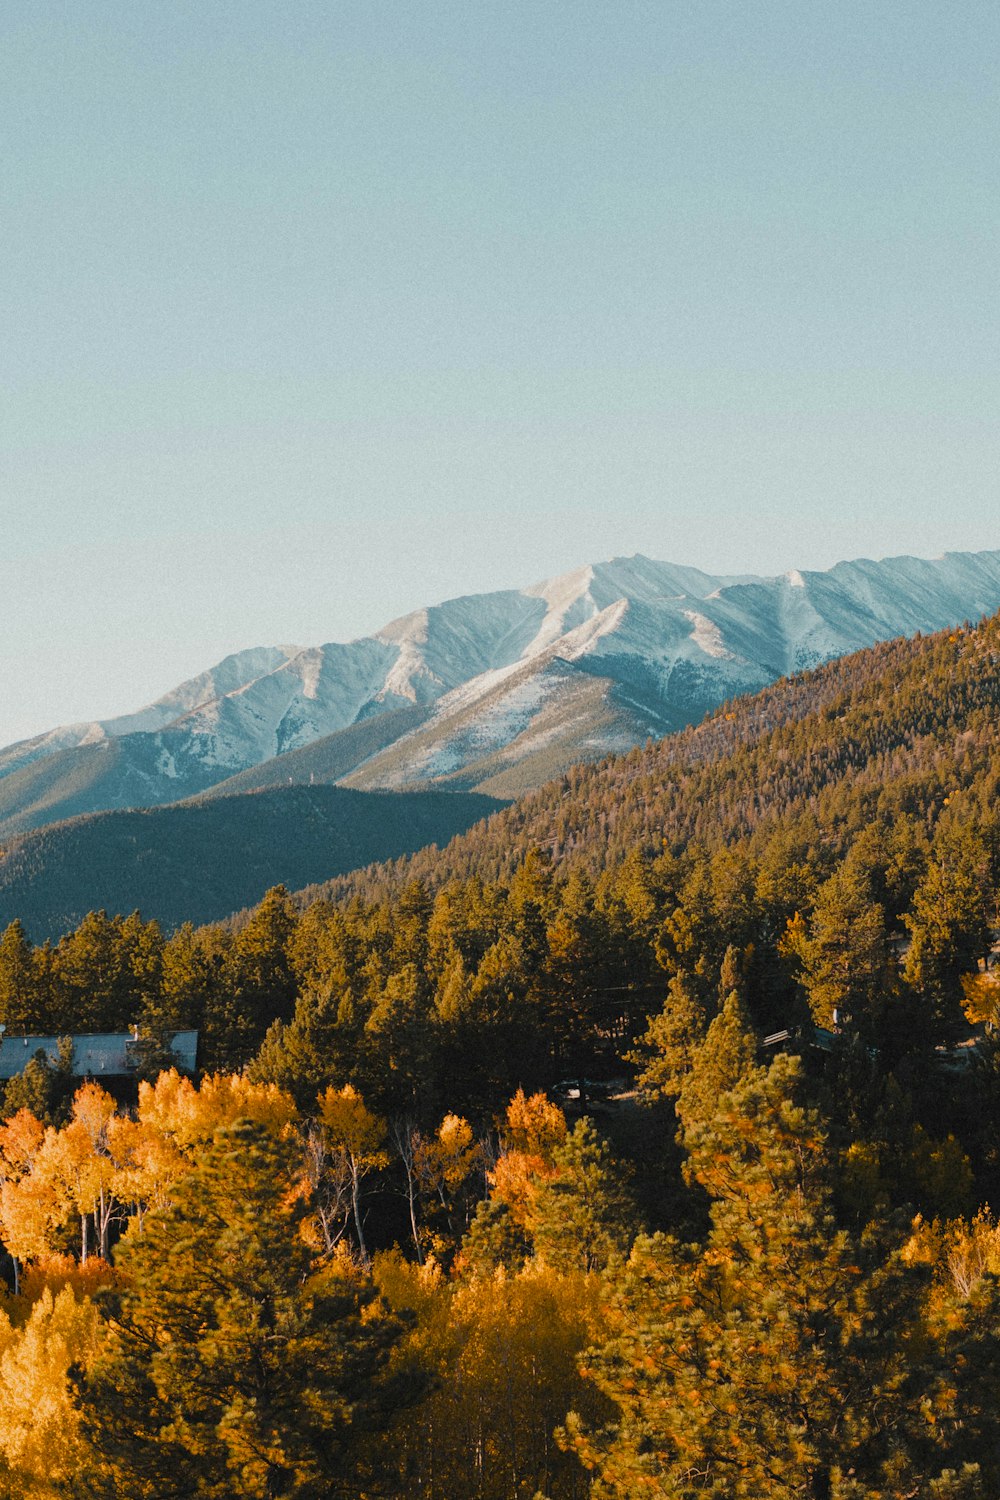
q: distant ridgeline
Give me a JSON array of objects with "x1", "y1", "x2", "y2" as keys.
[
  {"x1": 0, "y1": 612, "x2": 997, "y2": 1121},
  {"x1": 309, "y1": 613, "x2": 1000, "y2": 902},
  {"x1": 0, "y1": 785, "x2": 505, "y2": 941},
  {"x1": 5, "y1": 549, "x2": 1000, "y2": 833}
]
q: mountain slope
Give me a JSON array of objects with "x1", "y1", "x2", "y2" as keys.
[
  {"x1": 0, "y1": 646, "x2": 301, "y2": 779},
  {"x1": 298, "y1": 611, "x2": 1000, "y2": 907},
  {"x1": 0, "y1": 733, "x2": 244, "y2": 838},
  {"x1": 4, "y1": 548, "x2": 1000, "y2": 833},
  {"x1": 191, "y1": 705, "x2": 431, "y2": 801},
  {"x1": 0, "y1": 785, "x2": 504, "y2": 940},
  {"x1": 342, "y1": 653, "x2": 671, "y2": 797}
]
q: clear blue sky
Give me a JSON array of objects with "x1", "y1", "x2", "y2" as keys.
[{"x1": 3, "y1": 2, "x2": 998, "y2": 744}]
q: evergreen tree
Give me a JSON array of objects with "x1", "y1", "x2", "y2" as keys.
[
  {"x1": 903, "y1": 830, "x2": 992, "y2": 1031},
  {"x1": 675, "y1": 986, "x2": 757, "y2": 1133},
  {"x1": 52, "y1": 911, "x2": 157, "y2": 1033},
  {"x1": 563, "y1": 1055, "x2": 984, "y2": 1498},
  {"x1": 250, "y1": 979, "x2": 359, "y2": 1110},
  {"x1": 1, "y1": 1039, "x2": 74, "y2": 1125},
  {"x1": 205, "y1": 888, "x2": 299, "y2": 1069},
  {"x1": 530, "y1": 1118, "x2": 637, "y2": 1274},
  {"x1": 793, "y1": 866, "x2": 896, "y2": 1038},
  {"x1": 0, "y1": 920, "x2": 43, "y2": 1033},
  {"x1": 632, "y1": 969, "x2": 709, "y2": 1103},
  {"x1": 71, "y1": 1120, "x2": 411, "y2": 1499}
]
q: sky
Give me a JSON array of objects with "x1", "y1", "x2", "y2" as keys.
[{"x1": 3, "y1": 1, "x2": 999, "y2": 744}]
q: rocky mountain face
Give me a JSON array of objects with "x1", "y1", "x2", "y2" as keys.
[{"x1": 3, "y1": 548, "x2": 1000, "y2": 834}]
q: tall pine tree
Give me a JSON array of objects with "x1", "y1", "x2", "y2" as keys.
[{"x1": 71, "y1": 1120, "x2": 413, "y2": 1500}]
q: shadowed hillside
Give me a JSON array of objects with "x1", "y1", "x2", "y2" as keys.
[{"x1": 0, "y1": 784, "x2": 504, "y2": 940}]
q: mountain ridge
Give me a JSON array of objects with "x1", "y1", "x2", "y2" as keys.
[
  {"x1": 0, "y1": 784, "x2": 505, "y2": 940},
  {"x1": 3, "y1": 547, "x2": 999, "y2": 833},
  {"x1": 288, "y1": 608, "x2": 1000, "y2": 914}
]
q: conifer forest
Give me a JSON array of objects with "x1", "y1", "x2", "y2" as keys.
[{"x1": 2, "y1": 616, "x2": 1000, "y2": 1497}]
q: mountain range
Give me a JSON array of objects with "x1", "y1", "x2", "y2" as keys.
[{"x1": 3, "y1": 548, "x2": 1000, "y2": 842}]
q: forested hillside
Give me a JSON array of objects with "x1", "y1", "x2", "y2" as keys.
[
  {"x1": 13, "y1": 548, "x2": 1000, "y2": 826},
  {"x1": 0, "y1": 785, "x2": 502, "y2": 939},
  {"x1": 0, "y1": 615, "x2": 999, "y2": 1495},
  {"x1": 310, "y1": 617, "x2": 999, "y2": 900}
]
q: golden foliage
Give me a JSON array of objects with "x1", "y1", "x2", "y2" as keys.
[
  {"x1": 0, "y1": 1286, "x2": 100, "y2": 1495},
  {"x1": 413, "y1": 1113, "x2": 482, "y2": 1196},
  {"x1": 503, "y1": 1088, "x2": 567, "y2": 1159},
  {"x1": 371, "y1": 1252, "x2": 604, "y2": 1499},
  {"x1": 961, "y1": 969, "x2": 1000, "y2": 1028},
  {"x1": 488, "y1": 1090, "x2": 568, "y2": 1231},
  {"x1": 137, "y1": 1068, "x2": 298, "y2": 1148},
  {"x1": 318, "y1": 1084, "x2": 387, "y2": 1163}
]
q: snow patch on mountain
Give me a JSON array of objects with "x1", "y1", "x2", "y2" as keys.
[
  {"x1": 78, "y1": 725, "x2": 110, "y2": 748},
  {"x1": 296, "y1": 648, "x2": 324, "y2": 702},
  {"x1": 683, "y1": 610, "x2": 732, "y2": 660},
  {"x1": 554, "y1": 598, "x2": 632, "y2": 661},
  {"x1": 156, "y1": 748, "x2": 180, "y2": 780},
  {"x1": 416, "y1": 672, "x2": 557, "y2": 780},
  {"x1": 522, "y1": 564, "x2": 597, "y2": 653},
  {"x1": 6, "y1": 547, "x2": 1000, "y2": 818}
]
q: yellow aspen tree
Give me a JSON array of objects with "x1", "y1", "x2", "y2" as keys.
[
  {"x1": 0, "y1": 1286, "x2": 100, "y2": 1497},
  {"x1": 6, "y1": 1085, "x2": 125, "y2": 1271},
  {"x1": 504, "y1": 1088, "x2": 567, "y2": 1158},
  {"x1": 104, "y1": 1115, "x2": 185, "y2": 1232},
  {"x1": 489, "y1": 1089, "x2": 566, "y2": 1233},
  {"x1": 0, "y1": 1109, "x2": 45, "y2": 1180},
  {"x1": 301, "y1": 1120, "x2": 353, "y2": 1258},
  {"x1": 961, "y1": 970, "x2": 1000, "y2": 1028},
  {"x1": 317, "y1": 1084, "x2": 388, "y2": 1266},
  {"x1": 67, "y1": 1084, "x2": 121, "y2": 1260},
  {"x1": 137, "y1": 1068, "x2": 297, "y2": 1150},
  {"x1": 0, "y1": 1173, "x2": 62, "y2": 1284},
  {"x1": 134, "y1": 1067, "x2": 195, "y2": 1138},
  {"x1": 411, "y1": 1113, "x2": 484, "y2": 1260},
  {"x1": 370, "y1": 1256, "x2": 605, "y2": 1499},
  {"x1": 16, "y1": 1253, "x2": 114, "y2": 1311},
  {"x1": 0, "y1": 1110, "x2": 59, "y2": 1286},
  {"x1": 33, "y1": 1123, "x2": 101, "y2": 1264}
]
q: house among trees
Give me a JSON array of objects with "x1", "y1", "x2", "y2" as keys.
[{"x1": 0, "y1": 1028, "x2": 198, "y2": 1081}]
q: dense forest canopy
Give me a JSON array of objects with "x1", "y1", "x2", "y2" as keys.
[
  {"x1": 0, "y1": 785, "x2": 504, "y2": 940},
  {"x1": 0, "y1": 615, "x2": 999, "y2": 1494}
]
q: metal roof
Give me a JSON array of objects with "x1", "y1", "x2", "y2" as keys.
[{"x1": 0, "y1": 1031, "x2": 198, "y2": 1080}]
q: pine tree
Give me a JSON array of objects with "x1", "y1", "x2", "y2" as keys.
[
  {"x1": 205, "y1": 888, "x2": 299, "y2": 1069},
  {"x1": 1, "y1": 1039, "x2": 74, "y2": 1125},
  {"x1": 71, "y1": 1120, "x2": 411, "y2": 1499},
  {"x1": 903, "y1": 830, "x2": 992, "y2": 1031},
  {"x1": 675, "y1": 986, "x2": 757, "y2": 1133},
  {"x1": 530, "y1": 1118, "x2": 637, "y2": 1274},
  {"x1": 793, "y1": 866, "x2": 896, "y2": 1039},
  {"x1": 631, "y1": 969, "x2": 709, "y2": 1103},
  {"x1": 0, "y1": 919, "x2": 44, "y2": 1033},
  {"x1": 563, "y1": 1055, "x2": 974, "y2": 1498}
]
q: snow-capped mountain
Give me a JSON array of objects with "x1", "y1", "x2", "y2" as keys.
[{"x1": 3, "y1": 548, "x2": 1000, "y2": 834}]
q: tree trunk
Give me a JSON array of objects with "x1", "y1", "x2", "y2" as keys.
[
  {"x1": 408, "y1": 1179, "x2": 423, "y2": 1264},
  {"x1": 350, "y1": 1158, "x2": 369, "y2": 1267},
  {"x1": 99, "y1": 1185, "x2": 110, "y2": 1259},
  {"x1": 392, "y1": 1118, "x2": 424, "y2": 1264}
]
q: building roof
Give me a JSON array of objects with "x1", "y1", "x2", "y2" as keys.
[{"x1": 0, "y1": 1031, "x2": 198, "y2": 1081}]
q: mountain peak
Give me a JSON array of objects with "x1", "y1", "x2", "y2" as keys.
[{"x1": 3, "y1": 545, "x2": 1000, "y2": 834}]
